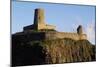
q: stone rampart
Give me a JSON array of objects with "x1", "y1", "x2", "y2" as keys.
[{"x1": 45, "y1": 32, "x2": 87, "y2": 40}]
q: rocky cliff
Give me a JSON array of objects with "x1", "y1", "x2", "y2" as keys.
[{"x1": 12, "y1": 36, "x2": 96, "y2": 66}]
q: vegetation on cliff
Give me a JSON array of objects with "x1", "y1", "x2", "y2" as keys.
[{"x1": 12, "y1": 38, "x2": 95, "y2": 66}]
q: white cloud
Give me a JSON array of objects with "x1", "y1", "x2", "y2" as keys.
[{"x1": 85, "y1": 22, "x2": 95, "y2": 44}]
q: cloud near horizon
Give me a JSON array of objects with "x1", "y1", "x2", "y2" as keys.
[{"x1": 85, "y1": 22, "x2": 95, "y2": 44}]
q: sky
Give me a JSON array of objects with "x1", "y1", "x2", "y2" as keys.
[{"x1": 12, "y1": 1, "x2": 96, "y2": 44}]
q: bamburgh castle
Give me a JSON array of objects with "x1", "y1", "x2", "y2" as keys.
[{"x1": 13, "y1": 8, "x2": 87, "y2": 41}]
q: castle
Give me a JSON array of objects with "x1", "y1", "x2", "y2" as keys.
[{"x1": 13, "y1": 8, "x2": 87, "y2": 41}]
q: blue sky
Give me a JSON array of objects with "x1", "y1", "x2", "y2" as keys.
[{"x1": 12, "y1": 1, "x2": 96, "y2": 44}]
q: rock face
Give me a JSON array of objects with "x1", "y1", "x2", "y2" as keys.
[
  {"x1": 12, "y1": 35, "x2": 96, "y2": 66},
  {"x1": 43, "y1": 39, "x2": 95, "y2": 63}
]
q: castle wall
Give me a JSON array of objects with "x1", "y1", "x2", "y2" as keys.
[
  {"x1": 13, "y1": 31, "x2": 87, "y2": 43},
  {"x1": 45, "y1": 25, "x2": 56, "y2": 30},
  {"x1": 45, "y1": 32, "x2": 87, "y2": 40},
  {"x1": 37, "y1": 23, "x2": 56, "y2": 30},
  {"x1": 38, "y1": 23, "x2": 46, "y2": 30}
]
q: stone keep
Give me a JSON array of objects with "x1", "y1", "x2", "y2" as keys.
[
  {"x1": 34, "y1": 9, "x2": 45, "y2": 27},
  {"x1": 34, "y1": 8, "x2": 55, "y2": 30},
  {"x1": 33, "y1": 8, "x2": 56, "y2": 30},
  {"x1": 23, "y1": 8, "x2": 55, "y2": 31}
]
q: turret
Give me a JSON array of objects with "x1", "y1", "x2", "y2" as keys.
[{"x1": 77, "y1": 25, "x2": 83, "y2": 35}]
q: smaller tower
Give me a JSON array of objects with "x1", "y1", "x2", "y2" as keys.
[
  {"x1": 77, "y1": 25, "x2": 84, "y2": 40},
  {"x1": 77, "y1": 25, "x2": 83, "y2": 35}
]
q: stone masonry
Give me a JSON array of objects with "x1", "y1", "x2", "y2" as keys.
[
  {"x1": 17, "y1": 8, "x2": 87, "y2": 41},
  {"x1": 23, "y1": 8, "x2": 55, "y2": 31}
]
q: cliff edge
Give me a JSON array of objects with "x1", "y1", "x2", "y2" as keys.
[{"x1": 12, "y1": 37, "x2": 96, "y2": 66}]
